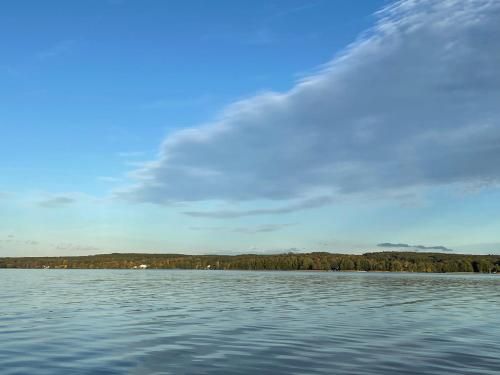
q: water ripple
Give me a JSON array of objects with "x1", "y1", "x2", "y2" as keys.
[{"x1": 1, "y1": 270, "x2": 499, "y2": 374}]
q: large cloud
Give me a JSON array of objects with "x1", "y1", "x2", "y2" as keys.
[{"x1": 121, "y1": 0, "x2": 500, "y2": 209}]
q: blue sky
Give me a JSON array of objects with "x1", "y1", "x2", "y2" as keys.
[{"x1": 1, "y1": 0, "x2": 499, "y2": 256}]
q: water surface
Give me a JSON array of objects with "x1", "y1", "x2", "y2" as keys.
[{"x1": 1, "y1": 270, "x2": 499, "y2": 374}]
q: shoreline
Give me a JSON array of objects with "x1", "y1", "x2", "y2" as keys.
[
  {"x1": 1, "y1": 268, "x2": 497, "y2": 275},
  {"x1": 1, "y1": 251, "x2": 498, "y2": 274}
]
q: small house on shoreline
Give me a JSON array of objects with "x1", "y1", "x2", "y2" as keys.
[{"x1": 132, "y1": 264, "x2": 149, "y2": 269}]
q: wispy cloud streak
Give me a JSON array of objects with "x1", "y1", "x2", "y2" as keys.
[
  {"x1": 377, "y1": 242, "x2": 454, "y2": 252},
  {"x1": 183, "y1": 197, "x2": 332, "y2": 218},
  {"x1": 38, "y1": 196, "x2": 76, "y2": 208}
]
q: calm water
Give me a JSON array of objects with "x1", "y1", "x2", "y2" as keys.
[{"x1": 1, "y1": 270, "x2": 499, "y2": 375}]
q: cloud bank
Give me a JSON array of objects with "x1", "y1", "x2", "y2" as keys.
[
  {"x1": 121, "y1": 0, "x2": 500, "y2": 211},
  {"x1": 377, "y1": 242, "x2": 453, "y2": 252}
]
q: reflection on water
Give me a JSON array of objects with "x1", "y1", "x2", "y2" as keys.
[{"x1": 1, "y1": 270, "x2": 499, "y2": 374}]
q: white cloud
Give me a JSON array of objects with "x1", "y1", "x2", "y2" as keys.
[{"x1": 119, "y1": 0, "x2": 500, "y2": 212}]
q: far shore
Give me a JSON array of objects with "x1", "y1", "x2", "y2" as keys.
[{"x1": 1, "y1": 251, "x2": 498, "y2": 274}]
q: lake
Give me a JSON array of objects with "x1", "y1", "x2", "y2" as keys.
[{"x1": 1, "y1": 270, "x2": 499, "y2": 374}]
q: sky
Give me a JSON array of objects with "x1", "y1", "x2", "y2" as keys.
[{"x1": 1, "y1": 0, "x2": 500, "y2": 256}]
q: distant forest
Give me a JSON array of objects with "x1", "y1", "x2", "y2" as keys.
[{"x1": 1, "y1": 252, "x2": 499, "y2": 273}]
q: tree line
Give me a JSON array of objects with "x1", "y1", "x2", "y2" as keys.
[{"x1": 0, "y1": 251, "x2": 499, "y2": 273}]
